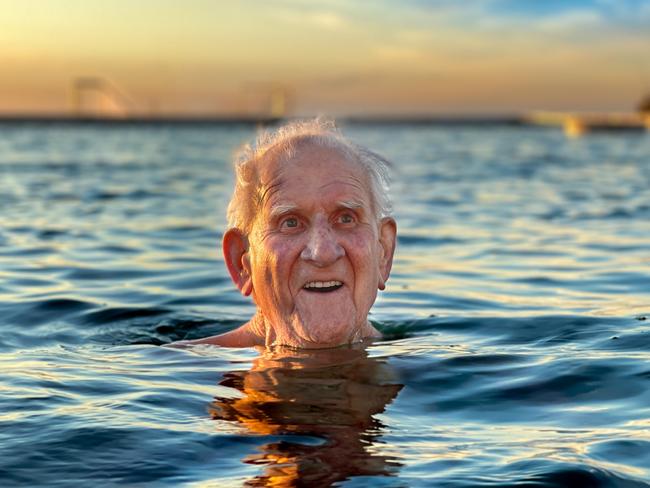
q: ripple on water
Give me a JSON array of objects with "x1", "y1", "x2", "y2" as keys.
[
  {"x1": 0, "y1": 246, "x2": 56, "y2": 257},
  {"x1": 397, "y1": 234, "x2": 467, "y2": 247},
  {"x1": 79, "y1": 306, "x2": 172, "y2": 326},
  {"x1": 1, "y1": 298, "x2": 96, "y2": 327},
  {"x1": 588, "y1": 440, "x2": 650, "y2": 475},
  {"x1": 62, "y1": 266, "x2": 161, "y2": 281},
  {"x1": 509, "y1": 464, "x2": 649, "y2": 488}
]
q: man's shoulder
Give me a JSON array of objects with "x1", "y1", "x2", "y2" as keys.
[{"x1": 168, "y1": 323, "x2": 262, "y2": 348}]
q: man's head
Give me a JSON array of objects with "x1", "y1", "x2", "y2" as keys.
[{"x1": 223, "y1": 119, "x2": 397, "y2": 348}]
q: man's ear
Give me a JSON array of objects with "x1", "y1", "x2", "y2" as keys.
[
  {"x1": 377, "y1": 217, "x2": 397, "y2": 291},
  {"x1": 223, "y1": 228, "x2": 253, "y2": 296}
]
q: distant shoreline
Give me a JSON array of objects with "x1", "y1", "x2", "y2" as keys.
[
  {"x1": 1, "y1": 114, "x2": 647, "y2": 134},
  {"x1": 0, "y1": 113, "x2": 526, "y2": 126}
]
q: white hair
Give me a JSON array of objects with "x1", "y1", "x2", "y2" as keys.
[{"x1": 226, "y1": 118, "x2": 393, "y2": 234}]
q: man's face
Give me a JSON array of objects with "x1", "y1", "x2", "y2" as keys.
[{"x1": 242, "y1": 144, "x2": 394, "y2": 347}]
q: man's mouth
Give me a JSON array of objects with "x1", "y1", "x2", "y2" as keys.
[{"x1": 303, "y1": 280, "x2": 343, "y2": 293}]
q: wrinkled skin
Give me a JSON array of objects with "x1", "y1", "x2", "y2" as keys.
[{"x1": 179, "y1": 144, "x2": 396, "y2": 349}]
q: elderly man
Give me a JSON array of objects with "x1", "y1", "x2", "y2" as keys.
[{"x1": 186, "y1": 119, "x2": 396, "y2": 349}]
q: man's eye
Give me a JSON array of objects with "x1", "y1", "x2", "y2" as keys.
[
  {"x1": 338, "y1": 213, "x2": 355, "y2": 224},
  {"x1": 281, "y1": 217, "x2": 299, "y2": 228}
]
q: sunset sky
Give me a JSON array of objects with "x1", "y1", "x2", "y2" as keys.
[{"x1": 2, "y1": 0, "x2": 649, "y2": 116}]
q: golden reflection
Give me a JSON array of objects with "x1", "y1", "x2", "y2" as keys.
[{"x1": 210, "y1": 344, "x2": 403, "y2": 486}]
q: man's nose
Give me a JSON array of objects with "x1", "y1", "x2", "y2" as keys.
[{"x1": 300, "y1": 224, "x2": 345, "y2": 266}]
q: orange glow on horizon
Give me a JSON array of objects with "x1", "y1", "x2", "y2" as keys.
[{"x1": 1, "y1": 0, "x2": 649, "y2": 116}]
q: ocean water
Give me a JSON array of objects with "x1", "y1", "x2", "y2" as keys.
[{"x1": 1, "y1": 121, "x2": 649, "y2": 487}]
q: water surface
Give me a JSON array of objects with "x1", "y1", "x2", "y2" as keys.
[{"x1": 1, "y1": 123, "x2": 649, "y2": 486}]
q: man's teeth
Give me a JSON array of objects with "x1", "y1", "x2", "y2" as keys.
[{"x1": 303, "y1": 280, "x2": 342, "y2": 289}]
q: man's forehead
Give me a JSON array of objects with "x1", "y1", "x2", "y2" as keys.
[
  {"x1": 258, "y1": 145, "x2": 371, "y2": 207},
  {"x1": 261, "y1": 143, "x2": 358, "y2": 176}
]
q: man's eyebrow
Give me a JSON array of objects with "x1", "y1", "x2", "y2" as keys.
[
  {"x1": 267, "y1": 203, "x2": 299, "y2": 220},
  {"x1": 337, "y1": 200, "x2": 365, "y2": 210},
  {"x1": 267, "y1": 200, "x2": 366, "y2": 220}
]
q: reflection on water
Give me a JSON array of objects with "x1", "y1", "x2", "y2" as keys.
[{"x1": 210, "y1": 344, "x2": 403, "y2": 486}]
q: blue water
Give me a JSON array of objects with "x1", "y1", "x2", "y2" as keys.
[{"x1": 1, "y1": 122, "x2": 649, "y2": 487}]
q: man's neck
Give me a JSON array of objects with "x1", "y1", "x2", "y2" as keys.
[{"x1": 245, "y1": 312, "x2": 381, "y2": 349}]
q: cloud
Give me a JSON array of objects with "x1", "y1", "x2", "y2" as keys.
[
  {"x1": 272, "y1": 8, "x2": 348, "y2": 30},
  {"x1": 309, "y1": 11, "x2": 346, "y2": 29},
  {"x1": 536, "y1": 10, "x2": 602, "y2": 32}
]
